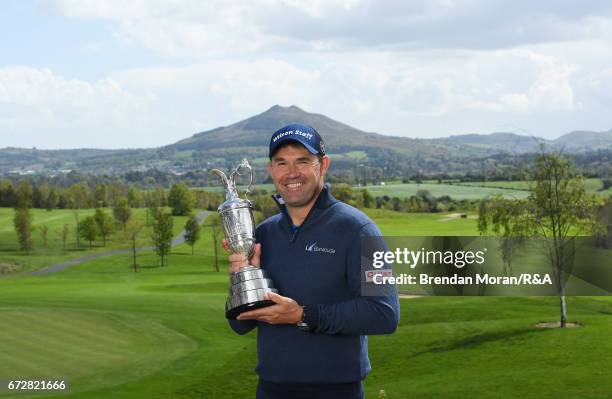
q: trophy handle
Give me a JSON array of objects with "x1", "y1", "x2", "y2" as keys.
[
  {"x1": 211, "y1": 169, "x2": 230, "y2": 189},
  {"x1": 229, "y1": 158, "x2": 253, "y2": 198}
]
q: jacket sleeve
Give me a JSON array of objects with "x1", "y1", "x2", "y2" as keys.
[
  {"x1": 228, "y1": 319, "x2": 257, "y2": 335},
  {"x1": 304, "y1": 222, "x2": 400, "y2": 335}
]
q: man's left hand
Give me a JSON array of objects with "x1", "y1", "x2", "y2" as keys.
[{"x1": 237, "y1": 292, "x2": 303, "y2": 324}]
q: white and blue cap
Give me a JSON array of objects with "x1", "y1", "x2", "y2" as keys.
[{"x1": 269, "y1": 123, "x2": 326, "y2": 158}]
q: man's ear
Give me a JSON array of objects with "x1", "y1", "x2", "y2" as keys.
[
  {"x1": 320, "y1": 155, "x2": 330, "y2": 176},
  {"x1": 267, "y1": 161, "x2": 272, "y2": 175}
]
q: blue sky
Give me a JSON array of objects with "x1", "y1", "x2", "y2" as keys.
[{"x1": 2, "y1": 0, "x2": 612, "y2": 149}]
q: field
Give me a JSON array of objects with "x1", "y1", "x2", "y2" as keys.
[
  {"x1": 365, "y1": 209, "x2": 480, "y2": 235},
  {"x1": 0, "y1": 208, "x2": 193, "y2": 274},
  {"x1": 1, "y1": 208, "x2": 612, "y2": 398},
  {"x1": 355, "y1": 183, "x2": 530, "y2": 200},
  {"x1": 200, "y1": 179, "x2": 611, "y2": 201},
  {"x1": 456, "y1": 178, "x2": 612, "y2": 196},
  {"x1": 202, "y1": 182, "x2": 532, "y2": 200}
]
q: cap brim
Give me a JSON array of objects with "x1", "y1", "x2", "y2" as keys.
[{"x1": 269, "y1": 137, "x2": 319, "y2": 158}]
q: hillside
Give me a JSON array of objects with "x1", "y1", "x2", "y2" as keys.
[
  {"x1": 1, "y1": 105, "x2": 611, "y2": 181},
  {"x1": 172, "y1": 105, "x2": 445, "y2": 155}
]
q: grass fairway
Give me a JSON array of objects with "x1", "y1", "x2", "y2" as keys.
[
  {"x1": 0, "y1": 207, "x2": 192, "y2": 273},
  {"x1": 367, "y1": 296, "x2": 612, "y2": 399},
  {"x1": 456, "y1": 178, "x2": 612, "y2": 197},
  {"x1": 365, "y1": 209, "x2": 480, "y2": 235},
  {"x1": 1, "y1": 209, "x2": 612, "y2": 398},
  {"x1": 356, "y1": 183, "x2": 530, "y2": 200},
  {"x1": 0, "y1": 308, "x2": 195, "y2": 394}
]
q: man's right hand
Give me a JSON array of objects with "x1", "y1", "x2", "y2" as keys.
[{"x1": 222, "y1": 240, "x2": 261, "y2": 274}]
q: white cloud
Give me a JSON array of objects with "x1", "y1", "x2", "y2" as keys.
[
  {"x1": 0, "y1": 39, "x2": 606, "y2": 149},
  {"x1": 3, "y1": 1, "x2": 611, "y2": 148},
  {"x1": 105, "y1": 47, "x2": 584, "y2": 137},
  {"x1": 45, "y1": 0, "x2": 612, "y2": 57},
  {"x1": 0, "y1": 67, "x2": 152, "y2": 148}
]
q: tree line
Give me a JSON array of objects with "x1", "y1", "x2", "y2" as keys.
[
  {"x1": 0, "y1": 180, "x2": 223, "y2": 211},
  {"x1": 9, "y1": 181, "x2": 210, "y2": 268}
]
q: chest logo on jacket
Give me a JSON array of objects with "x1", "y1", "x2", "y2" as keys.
[{"x1": 305, "y1": 242, "x2": 336, "y2": 254}]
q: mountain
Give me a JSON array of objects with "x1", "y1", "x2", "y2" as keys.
[
  {"x1": 435, "y1": 132, "x2": 545, "y2": 154},
  {"x1": 553, "y1": 129, "x2": 612, "y2": 150},
  {"x1": 1, "y1": 105, "x2": 611, "y2": 180},
  {"x1": 170, "y1": 105, "x2": 449, "y2": 156}
]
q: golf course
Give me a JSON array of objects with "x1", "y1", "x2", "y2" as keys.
[{"x1": 1, "y1": 207, "x2": 612, "y2": 398}]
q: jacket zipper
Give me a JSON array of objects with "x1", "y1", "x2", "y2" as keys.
[{"x1": 275, "y1": 191, "x2": 325, "y2": 243}]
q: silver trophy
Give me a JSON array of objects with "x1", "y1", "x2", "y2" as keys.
[{"x1": 211, "y1": 159, "x2": 277, "y2": 319}]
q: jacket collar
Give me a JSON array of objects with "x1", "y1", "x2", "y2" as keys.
[{"x1": 272, "y1": 183, "x2": 338, "y2": 232}]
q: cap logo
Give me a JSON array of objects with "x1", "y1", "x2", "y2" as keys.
[{"x1": 272, "y1": 129, "x2": 314, "y2": 143}]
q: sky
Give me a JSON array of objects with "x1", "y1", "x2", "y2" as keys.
[{"x1": 1, "y1": 0, "x2": 612, "y2": 149}]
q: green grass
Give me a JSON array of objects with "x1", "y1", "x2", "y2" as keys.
[
  {"x1": 0, "y1": 208, "x2": 193, "y2": 273},
  {"x1": 356, "y1": 183, "x2": 530, "y2": 200},
  {"x1": 0, "y1": 235, "x2": 258, "y2": 399},
  {"x1": 1, "y1": 209, "x2": 612, "y2": 398},
  {"x1": 366, "y1": 296, "x2": 612, "y2": 399},
  {"x1": 201, "y1": 179, "x2": 612, "y2": 200},
  {"x1": 0, "y1": 307, "x2": 195, "y2": 393},
  {"x1": 456, "y1": 180, "x2": 532, "y2": 190},
  {"x1": 457, "y1": 178, "x2": 612, "y2": 197},
  {"x1": 364, "y1": 209, "x2": 480, "y2": 235}
]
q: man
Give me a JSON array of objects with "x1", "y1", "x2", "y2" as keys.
[{"x1": 226, "y1": 123, "x2": 399, "y2": 399}]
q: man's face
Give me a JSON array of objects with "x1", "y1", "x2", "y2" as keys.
[{"x1": 268, "y1": 143, "x2": 329, "y2": 209}]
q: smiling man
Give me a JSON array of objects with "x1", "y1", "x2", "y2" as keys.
[{"x1": 226, "y1": 123, "x2": 399, "y2": 399}]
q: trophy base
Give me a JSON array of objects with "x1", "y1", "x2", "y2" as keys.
[
  {"x1": 225, "y1": 299, "x2": 275, "y2": 320},
  {"x1": 226, "y1": 266, "x2": 278, "y2": 319}
]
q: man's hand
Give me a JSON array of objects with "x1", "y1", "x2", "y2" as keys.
[
  {"x1": 223, "y1": 240, "x2": 261, "y2": 274},
  {"x1": 237, "y1": 292, "x2": 303, "y2": 325}
]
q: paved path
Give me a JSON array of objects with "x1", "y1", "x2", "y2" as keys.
[{"x1": 30, "y1": 211, "x2": 210, "y2": 276}]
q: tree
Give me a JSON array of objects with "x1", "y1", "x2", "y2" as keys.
[
  {"x1": 145, "y1": 206, "x2": 158, "y2": 226},
  {"x1": 0, "y1": 180, "x2": 15, "y2": 207},
  {"x1": 15, "y1": 182, "x2": 33, "y2": 209},
  {"x1": 184, "y1": 215, "x2": 201, "y2": 255},
  {"x1": 56, "y1": 224, "x2": 70, "y2": 251},
  {"x1": 479, "y1": 151, "x2": 602, "y2": 327},
  {"x1": 13, "y1": 182, "x2": 34, "y2": 253},
  {"x1": 208, "y1": 215, "x2": 222, "y2": 272},
  {"x1": 331, "y1": 183, "x2": 354, "y2": 203},
  {"x1": 40, "y1": 224, "x2": 49, "y2": 247},
  {"x1": 94, "y1": 208, "x2": 115, "y2": 246},
  {"x1": 127, "y1": 187, "x2": 143, "y2": 208},
  {"x1": 36, "y1": 183, "x2": 50, "y2": 209},
  {"x1": 595, "y1": 197, "x2": 612, "y2": 249},
  {"x1": 47, "y1": 188, "x2": 59, "y2": 211},
  {"x1": 362, "y1": 189, "x2": 374, "y2": 208},
  {"x1": 74, "y1": 211, "x2": 81, "y2": 247},
  {"x1": 14, "y1": 208, "x2": 33, "y2": 253},
  {"x1": 68, "y1": 183, "x2": 89, "y2": 209},
  {"x1": 78, "y1": 216, "x2": 98, "y2": 248},
  {"x1": 93, "y1": 184, "x2": 108, "y2": 207},
  {"x1": 152, "y1": 186, "x2": 166, "y2": 207},
  {"x1": 151, "y1": 209, "x2": 173, "y2": 266},
  {"x1": 125, "y1": 219, "x2": 144, "y2": 272},
  {"x1": 167, "y1": 183, "x2": 194, "y2": 216},
  {"x1": 113, "y1": 197, "x2": 131, "y2": 229}
]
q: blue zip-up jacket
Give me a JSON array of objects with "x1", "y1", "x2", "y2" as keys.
[{"x1": 228, "y1": 184, "x2": 400, "y2": 384}]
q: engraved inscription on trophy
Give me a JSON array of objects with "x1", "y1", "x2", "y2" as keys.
[{"x1": 211, "y1": 159, "x2": 277, "y2": 319}]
